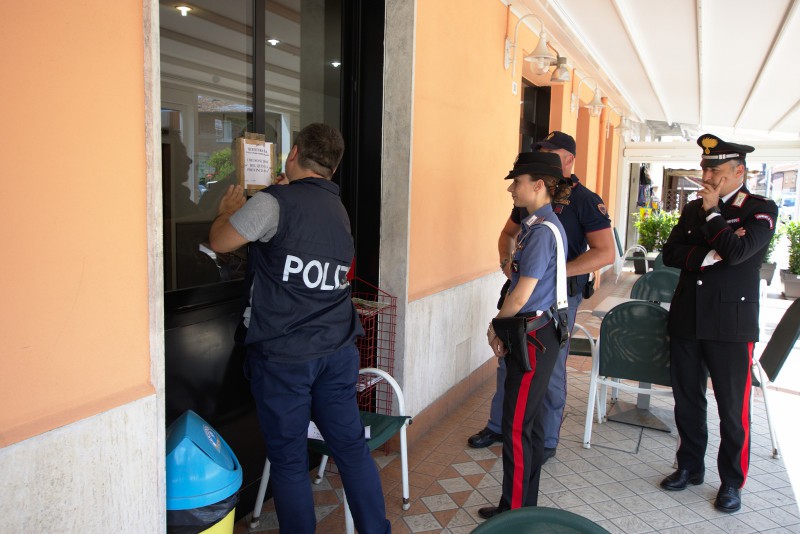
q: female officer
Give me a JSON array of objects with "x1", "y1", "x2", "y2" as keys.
[{"x1": 478, "y1": 151, "x2": 570, "y2": 519}]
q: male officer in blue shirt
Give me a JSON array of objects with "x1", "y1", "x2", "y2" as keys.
[
  {"x1": 468, "y1": 131, "x2": 615, "y2": 462},
  {"x1": 209, "y1": 123, "x2": 390, "y2": 534}
]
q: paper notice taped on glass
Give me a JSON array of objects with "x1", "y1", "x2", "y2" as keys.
[
  {"x1": 308, "y1": 421, "x2": 371, "y2": 440},
  {"x1": 243, "y1": 141, "x2": 271, "y2": 188}
]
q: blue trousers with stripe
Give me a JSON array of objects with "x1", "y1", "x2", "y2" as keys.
[
  {"x1": 498, "y1": 319, "x2": 560, "y2": 510},
  {"x1": 248, "y1": 344, "x2": 391, "y2": 534},
  {"x1": 670, "y1": 336, "x2": 752, "y2": 488},
  {"x1": 487, "y1": 292, "x2": 581, "y2": 449}
]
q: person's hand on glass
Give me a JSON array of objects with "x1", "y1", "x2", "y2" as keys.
[{"x1": 218, "y1": 184, "x2": 246, "y2": 217}]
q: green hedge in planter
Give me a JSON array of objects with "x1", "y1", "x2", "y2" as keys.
[
  {"x1": 764, "y1": 222, "x2": 785, "y2": 264},
  {"x1": 786, "y1": 220, "x2": 800, "y2": 275},
  {"x1": 633, "y1": 210, "x2": 680, "y2": 251}
]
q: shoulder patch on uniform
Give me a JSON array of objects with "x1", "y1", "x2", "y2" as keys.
[
  {"x1": 524, "y1": 214, "x2": 543, "y2": 227},
  {"x1": 731, "y1": 191, "x2": 748, "y2": 208},
  {"x1": 754, "y1": 213, "x2": 774, "y2": 229},
  {"x1": 554, "y1": 204, "x2": 564, "y2": 214},
  {"x1": 597, "y1": 203, "x2": 608, "y2": 216}
]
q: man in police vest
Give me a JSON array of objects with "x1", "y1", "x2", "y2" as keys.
[
  {"x1": 660, "y1": 134, "x2": 777, "y2": 513},
  {"x1": 210, "y1": 123, "x2": 390, "y2": 534}
]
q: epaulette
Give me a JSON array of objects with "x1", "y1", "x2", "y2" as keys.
[
  {"x1": 748, "y1": 193, "x2": 770, "y2": 202},
  {"x1": 524, "y1": 214, "x2": 543, "y2": 228}
]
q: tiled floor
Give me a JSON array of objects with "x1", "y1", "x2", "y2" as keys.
[{"x1": 237, "y1": 271, "x2": 800, "y2": 533}]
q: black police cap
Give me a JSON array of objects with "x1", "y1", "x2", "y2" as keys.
[
  {"x1": 697, "y1": 133, "x2": 754, "y2": 168},
  {"x1": 504, "y1": 151, "x2": 563, "y2": 180},
  {"x1": 532, "y1": 131, "x2": 577, "y2": 156}
]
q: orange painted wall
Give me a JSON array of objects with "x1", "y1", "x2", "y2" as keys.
[
  {"x1": 409, "y1": 3, "x2": 625, "y2": 300},
  {"x1": 575, "y1": 109, "x2": 601, "y2": 191},
  {"x1": 410, "y1": 3, "x2": 571, "y2": 300},
  {"x1": 604, "y1": 125, "x2": 621, "y2": 221},
  {"x1": 0, "y1": 2, "x2": 153, "y2": 446},
  {"x1": 409, "y1": 1, "x2": 520, "y2": 300}
]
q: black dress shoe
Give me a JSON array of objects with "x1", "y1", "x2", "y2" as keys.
[
  {"x1": 542, "y1": 447, "x2": 556, "y2": 464},
  {"x1": 660, "y1": 469, "x2": 704, "y2": 491},
  {"x1": 468, "y1": 427, "x2": 502, "y2": 448},
  {"x1": 478, "y1": 506, "x2": 506, "y2": 519},
  {"x1": 714, "y1": 485, "x2": 741, "y2": 513}
]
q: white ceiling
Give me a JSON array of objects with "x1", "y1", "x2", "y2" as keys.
[{"x1": 511, "y1": 0, "x2": 800, "y2": 143}]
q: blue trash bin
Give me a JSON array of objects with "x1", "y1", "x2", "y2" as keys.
[{"x1": 166, "y1": 410, "x2": 243, "y2": 534}]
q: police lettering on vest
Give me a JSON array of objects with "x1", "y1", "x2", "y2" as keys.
[
  {"x1": 245, "y1": 178, "x2": 363, "y2": 362},
  {"x1": 282, "y1": 255, "x2": 349, "y2": 290}
]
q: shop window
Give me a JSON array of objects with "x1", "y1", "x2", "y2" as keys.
[{"x1": 160, "y1": 0, "x2": 342, "y2": 292}]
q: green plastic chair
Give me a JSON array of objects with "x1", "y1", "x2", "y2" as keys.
[
  {"x1": 472, "y1": 506, "x2": 611, "y2": 533},
  {"x1": 583, "y1": 301, "x2": 672, "y2": 448},
  {"x1": 630, "y1": 269, "x2": 680, "y2": 303}
]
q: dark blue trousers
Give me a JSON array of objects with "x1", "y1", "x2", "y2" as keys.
[
  {"x1": 248, "y1": 344, "x2": 390, "y2": 534},
  {"x1": 670, "y1": 336, "x2": 752, "y2": 488}
]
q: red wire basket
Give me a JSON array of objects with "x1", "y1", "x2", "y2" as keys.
[{"x1": 351, "y1": 278, "x2": 397, "y2": 416}]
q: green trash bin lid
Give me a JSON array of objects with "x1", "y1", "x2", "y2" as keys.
[{"x1": 166, "y1": 410, "x2": 243, "y2": 510}]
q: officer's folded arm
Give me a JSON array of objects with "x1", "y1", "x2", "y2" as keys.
[
  {"x1": 704, "y1": 216, "x2": 776, "y2": 265},
  {"x1": 662, "y1": 233, "x2": 712, "y2": 272}
]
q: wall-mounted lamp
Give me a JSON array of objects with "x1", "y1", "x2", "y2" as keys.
[
  {"x1": 176, "y1": 5, "x2": 192, "y2": 16},
  {"x1": 549, "y1": 56, "x2": 571, "y2": 84},
  {"x1": 504, "y1": 14, "x2": 557, "y2": 80},
  {"x1": 571, "y1": 77, "x2": 605, "y2": 117}
]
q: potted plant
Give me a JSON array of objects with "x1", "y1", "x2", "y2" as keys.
[
  {"x1": 633, "y1": 210, "x2": 680, "y2": 272},
  {"x1": 781, "y1": 220, "x2": 800, "y2": 298},
  {"x1": 760, "y1": 222, "x2": 784, "y2": 285}
]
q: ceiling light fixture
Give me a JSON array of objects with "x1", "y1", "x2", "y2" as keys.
[
  {"x1": 549, "y1": 56, "x2": 571, "y2": 84},
  {"x1": 571, "y1": 77, "x2": 605, "y2": 118},
  {"x1": 504, "y1": 14, "x2": 557, "y2": 79},
  {"x1": 331, "y1": 61, "x2": 341, "y2": 68},
  {"x1": 267, "y1": 38, "x2": 280, "y2": 46},
  {"x1": 176, "y1": 5, "x2": 192, "y2": 16}
]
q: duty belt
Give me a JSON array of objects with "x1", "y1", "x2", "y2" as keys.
[{"x1": 518, "y1": 309, "x2": 556, "y2": 332}]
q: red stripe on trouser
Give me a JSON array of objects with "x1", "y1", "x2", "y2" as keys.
[
  {"x1": 739, "y1": 342, "x2": 753, "y2": 487},
  {"x1": 510, "y1": 333, "x2": 536, "y2": 509}
]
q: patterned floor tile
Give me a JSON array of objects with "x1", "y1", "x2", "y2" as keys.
[{"x1": 236, "y1": 273, "x2": 800, "y2": 533}]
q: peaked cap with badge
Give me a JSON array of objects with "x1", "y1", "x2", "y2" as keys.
[{"x1": 697, "y1": 133, "x2": 755, "y2": 168}]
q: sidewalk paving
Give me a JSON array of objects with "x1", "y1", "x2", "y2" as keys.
[{"x1": 238, "y1": 270, "x2": 800, "y2": 533}]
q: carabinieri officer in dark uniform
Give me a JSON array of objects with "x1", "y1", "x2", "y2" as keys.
[
  {"x1": 660, "y1": 133, "x2": 777, "y2": 514},
  {"x1": 479, "y1": 152, "x2": 570, "y2": 519},
  {"x1": 209, "y1": 123, "x2": 390, "y2": 534}
]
